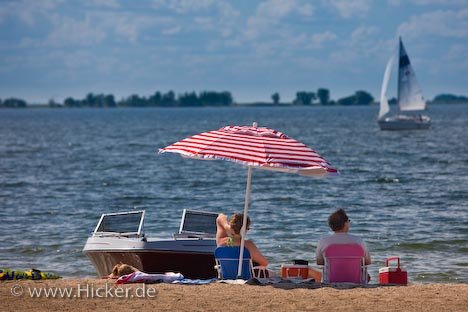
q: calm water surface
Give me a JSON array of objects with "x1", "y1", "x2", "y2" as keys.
[{"x1": 0, "y1": 105, "x2": 467, "y2": 283}]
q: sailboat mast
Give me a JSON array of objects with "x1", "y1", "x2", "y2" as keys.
[{"x1": 397, "y1": 37, "x2": 406, "y2": 112}]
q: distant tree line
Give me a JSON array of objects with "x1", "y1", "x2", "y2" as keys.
[
  {"x1": 62, "y1": 91, "x2": 233, "y2": 108},
  {"x1": 0, "y1": 98, "x2": 27, "y2": 108},
  {"x1": 336, "y1": 90, "x2": 374, "y2": 106},
  {"x1": 292, "y1": 88, "x2": 333, "y2": 105},
  {"x1": 64, "y1": 94, "x2": 117, "y2": 108},
  {"x1": 430, "y1": 94, "x2": 468, "y2": 104},
  {"x1": 2, "y1": 90, "x2": 468, "y2": 108},
  {"x1": 290, "y1": 89, "x2": 375, "y2": 105}
]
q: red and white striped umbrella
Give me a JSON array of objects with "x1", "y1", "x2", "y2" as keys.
[
  {"x1": 159, "y1": 123, "x2": 337, "y2": 176},
  {"x1": 159, "y1": 122, "x2": 338, "y2": 278}
]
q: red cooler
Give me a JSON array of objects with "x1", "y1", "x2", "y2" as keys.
[
  {"x1": 379, "y1": 257, "x2": 408, "y2": 285},
  {"x1": 281, "y1": 264, "x2": 309, "y2": 279}
]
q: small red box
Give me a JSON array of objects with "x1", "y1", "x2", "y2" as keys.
[
  {"x1": 379, "y1": 257, "x2": 408, "y2": 285},
  {"x1": 281, "y1": 264, "x2": 309, "y2": 279}
]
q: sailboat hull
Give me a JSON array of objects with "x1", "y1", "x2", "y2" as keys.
[{"x1": 378, "y1": 115, "x2": 431, "y2": 130}]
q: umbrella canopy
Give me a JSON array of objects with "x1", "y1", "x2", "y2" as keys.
[
  {"x1": 160, "y1": 123, "x2": 337, "y2": 176},
  {"x1": 159, "y1": 123, "x2": 338, "y2": 278}
]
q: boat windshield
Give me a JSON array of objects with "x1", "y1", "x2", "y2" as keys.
[
  {"x1": 176, "y1": 209, "x2": 218, "y2": 238},
  {"x1": 94, "y1": 210, "x2": 145, "y2": 237}
]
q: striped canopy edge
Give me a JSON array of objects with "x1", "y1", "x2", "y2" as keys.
[{"x1": 159, "y1": 125, "x2": 338, "y2": 177}]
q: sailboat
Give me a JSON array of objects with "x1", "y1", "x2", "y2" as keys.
[{"x1": 378, "y1": 37, "x2": 431, "y2": 130}]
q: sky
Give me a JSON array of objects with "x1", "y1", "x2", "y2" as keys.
[{"x1": 0, "y1": 0, "x2": 467, "y2": 103}]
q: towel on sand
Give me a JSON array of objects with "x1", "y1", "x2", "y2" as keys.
[{"x1": 116, "y1": 271, "x2": 184, "y2": 284}]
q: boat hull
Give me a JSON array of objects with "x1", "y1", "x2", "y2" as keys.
[
  {"x1": 378, "y1": 115, "x2": 431, "y2": 130},
  {"x1": 83, "y1": 236, "x2": 217, "y2": 279},
  {"x1": 84, "y1": 250, "x2": 217, "y2": 279}
]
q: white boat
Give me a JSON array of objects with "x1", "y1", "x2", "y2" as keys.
[
  {"x1": 378, "y1": 37, "x2": 431, "y2": 130},
  {"x1": 83, "y1": 209, "x2": 218, "y2": 279}
]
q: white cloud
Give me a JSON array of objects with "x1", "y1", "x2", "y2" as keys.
[
  {"x1": 412, "y1": 0, "x2": 459, "y2": 4},
  {"x1": 350, "y1": 26, "x2": 378, "y2": 43},
  {"x1": 86, "y1": 0, "x2": 120, "y2": 8},
  {"x1": 301, "y1": 4, "x2": 314, "y2": 17},
  {"x1": 162, "y1": 25, "x2": 181, "y2": 35},
  {"x1": 439, "y1": 44, "x2": 468, "y2": 70},
  {"x1": 213, "y1": 2, "x2": 241, "y2": 38},
  {"x1": 308, "y1": 31, "x2": 338, "y2": 49},
  {"x1": 424, "y1": 43, "x2": 468, "y2": 76},
  {"x1": 445, "y1": 44, "x2": 468, "y2": 61},
  {"x1": 389, "y1": 0, "x2": 466, "y2": 6},
  {"x1": 164, "y1": 0, "x2": 217, "y2": 14},
  {"x1": 329, "y1": 0, "x2": 372, "y2": 18},
  {"x1": 106, "y1": 14, "x2": 166, "y2": 42},
  {"x1": 152, "y1": 0, "x2": 238, "y2": 17},
  {"x1": 245, "y1": 0, "x2": 315, "y2": 40},
  {"x1": 151, "y1": 0, "x2": 240, "y2": 38},
  {"x1": 0, "y1": 0, "x2": 63, "y2": 26},
  {"x1": 398, "y1": 9, "x2": 468, "y2": 39},
  {"x1": 194, "y1": 17, "x2": 213, "y2": 30},
  {"x1": 3, "y1": 0, "x2": 238, "y2": 49},
  {"x1": 255, "y1": 0, "x2": 300, "y2": 19},
  {"x1": 113, "y1": 20, "x2": 139, "y2": 42},
  {"x1": 19, "y1": 37, "x2": 36, "y2": 48},
  {"x1": 46, "y1": 10, "x2": 178, "y2": 46},
  {"x1": 152, "y1": 0, "x2": 209, "y2": 13},
  {"x1": 61, "y1": 50, "x2": 95, "y2": 69},
  {"x1": 327, "y1": 26, "x2": 390, "y2": 67},
  {"x1": 46, "y1": 14, "x2": 107, "y2": 46}
]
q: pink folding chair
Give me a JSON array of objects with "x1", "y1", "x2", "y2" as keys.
[{"x1": 323, "y1": 244, "x2": 368, "y2": 284}]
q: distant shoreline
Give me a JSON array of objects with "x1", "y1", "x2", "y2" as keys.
[
  {"x1": 2, "y1": 101, "x2": 468, "y2": 109},
  {"x1": 2, "y1": 92, "x2": 467, "y2": 108}
]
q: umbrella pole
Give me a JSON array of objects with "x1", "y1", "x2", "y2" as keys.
[{"x1": 237, "y1": 166, "x2": 252, "y2": 279}]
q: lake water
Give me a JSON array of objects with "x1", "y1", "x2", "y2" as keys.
[{"x1": 1, "y1": 105, "x2": 467, "y2": 283}]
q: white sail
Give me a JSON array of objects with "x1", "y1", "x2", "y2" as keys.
[
  {"x1": 378, "y1": 55, "x2": 394, "y2": 120},
  {"x1": 397, "y1": 38, "x2": 426, "y2": 111}
]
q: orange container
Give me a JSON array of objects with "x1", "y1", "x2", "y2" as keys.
[
  {"x1": 281, "y1": 264, "x2": 309, "y2": 279},
  {"x1": 379, "y1": 257, "x2": 408, "y2": 285}
]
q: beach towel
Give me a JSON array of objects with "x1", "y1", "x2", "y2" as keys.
[
  {"x1": 172, "y1": 278, "x2": 218, "y2": 285},
  {"x1": 0, "y1": 268, "x2": 61, "y2": 280},
  {"x1": 116, "y1": 271, "x2": 184, "y2": 284}
]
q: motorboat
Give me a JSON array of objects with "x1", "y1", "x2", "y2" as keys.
[{"x1": 83, "y1": 209, "x2": 218, "y2": 279}]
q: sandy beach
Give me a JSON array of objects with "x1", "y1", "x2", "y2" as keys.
[{"x1": 2, "y1": 279, "x2": 467, "y2": 312}]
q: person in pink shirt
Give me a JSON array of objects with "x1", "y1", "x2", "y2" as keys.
[{"x1": 316, "y1": 208, "x2": 371, "y2": 266}]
